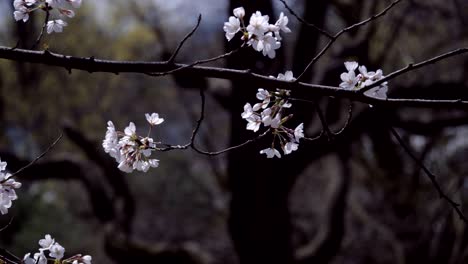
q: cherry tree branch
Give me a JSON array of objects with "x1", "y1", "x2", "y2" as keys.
[
  {"x1": 1, "y1": 46, "x2": 468, "y2": 110},
  {"x1": 389, "y1": 127, "x2": 468, "y2": 223},
  {"x1": 360, "y1": 47, "x2": 468, "y2": 93}
]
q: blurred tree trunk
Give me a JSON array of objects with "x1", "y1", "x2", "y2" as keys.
[{"x1": 226, "y1": 1, "x2": 329, "y2": 263}]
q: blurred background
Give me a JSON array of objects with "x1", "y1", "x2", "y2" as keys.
[{"x1": 0, "y1": 0, "x2": 468, "y2": 263}]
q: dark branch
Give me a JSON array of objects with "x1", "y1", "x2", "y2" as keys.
[
  {"x1": 1, "y1": 46, "x2": 468, "y2": 109},
  {"x1": 360, "y1": 47, "x2": 468, "y2": 93},
  {"x1": 333, "y1": 103, "x2": 353, "y2": 135},
  {"x1": 166, "y1": 14, "x2": 202, "y2": 64},
  {"x1": 389, "y1": 127, "x2": 468, "y2": 223}
]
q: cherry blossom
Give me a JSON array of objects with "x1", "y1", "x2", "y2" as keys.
[
  {"x1": 12, "y1": 0, "x2": 83, "y2": 34},
  {"x1": 145, "y1": 112, "x2": 164, "y2": 126},
  {"x1": 223, "y1": 6, "x2": 291, "y2": 59},
  {"x1": 49, "y1": 243, "x2": 65, "y2": 260},
  {"x1": 260, "y1": 147, "x2": 281, "y2": 158},
  {"x1": 72, "y1": 255, "x2": 92, "y2": 264},
  {"x1": 103, "y1": 114, "x2": 164, "y2": 173},
  {"x1": 233, "y1": 7, "x2": 245, "y2": 19},
  {"x1": 47, "y1": 19, "x2": 67, "y2": 34},
  {"x1": 223, "y1": 16, "x2": 241, "y2": 41},
  {"x1": 38, "y1": 234, "x2": 55, "y2": 249},
  {"x1": 241, "y1": 71, "x2": 304, "y2": 158},
  {"x1": 0, "y1": 159, "x2": 21, "y2": 215},
  {"x1": 339, "y1": 61, "x2": 387, "y2": 90},
  {"x1": 24, "y1": 235, "x2": 92, "y2": 264}
]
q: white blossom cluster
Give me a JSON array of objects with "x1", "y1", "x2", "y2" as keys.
[
  {"x1": 23, "y1": 234, "x2": 92, "y2": 264},
  {"x1": 0, "y1": 159, "x2": 21, "y2": 215},
  {"x1": 223, "y1": 7, "x2": 291, "y2": 59},
  {"x1": 241, "y1": 71, "x2": 304, "y2": 158},
  {"x1": 103, "y1": 113, "x2": 164, "y2": 173},
  {"x1": 13, "y1": 0, "x2": 82, "y2": 34},
  {"x1": 339, "y1": 61, "x2": 387, "y2": 90}
]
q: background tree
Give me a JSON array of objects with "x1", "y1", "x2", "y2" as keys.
[{"x1": 0, "y1": 0, "x2": 467, "y2": 264}]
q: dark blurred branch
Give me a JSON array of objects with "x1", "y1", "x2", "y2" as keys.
[
  {"x1": 349, "y1": 197, "x2": 405, "y2": 264},
  {"x1": 279, "y1": 0, "x2": 332, "y2": 39},
  {"x1": 295, "y1": 147, "x2": 350, "y2": 264},
  {"x1": 63, "y1": 124, "x2": 135, "y2": 233},
  {"x1": 294, "y1": 0, "x2": 403, "y2": 82},
  {"x1": 104, "y1": 225, "x2": 210, "y2": 264},
  {"x1": 389, "y1": 127, "x2": 468, "y2": 223},
  {"x1": 394, "y1": 116, "x2": 468, "y2": 135},
  {"x1": 0, "y1": 152, "x2": 115, "y2": 222}
]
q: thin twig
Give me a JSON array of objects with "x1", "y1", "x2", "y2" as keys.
[
  {"x1": 389, "y1": 127, "x2": 468, "y2": 223},
  {"x1": 31, "y1": 8, "x2": 50, "y2": 50},
  {"x1": 192, "y1": 129, "x2": 271, "y2": 156},
  {"x1": 0, "y1": 216, "x2": 14, "y2": 233},
  {"x1": 334, "y1": 103, "x2": 354, "y2": 135},
  {"x1": 6, "y1": 133, "x2": 63, "y2": 180},
  {"x1": 360, "y1": 47, "x2": 468, "y2": 93},
  {"x1": 279, "y1": 0, "x2": 333, "y2": 39},
  {"x1": 166, "y1": 14, "x2": 202, "y2": 64},
  {"x1": 190, "y1": 87, "x2": 205, "y2": 145},
  {"x1": 303, "y1": 130, "x2": 324, "y2": 142},
  {"x1": 157, "y1": 85, "x2": 270, "y2": 156},
  {"x1": 295, "y1": 0, "x2": 403, "y2": 82},
  {"x1": 313, "y1": 101, "x2": 333, "y2": 140},
  {"x1": 146, "y1": 47, "x2": 242, "y2": 77},
  {"x1": 0, "y1": 248, "x2": 21, "y2": 263}
]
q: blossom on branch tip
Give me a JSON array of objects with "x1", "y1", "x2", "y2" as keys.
[
  {"x1": 72, "y1": 255, "x2": 92, "y2": 264},
  {"x1": 241, "y1": 71, "x2": 305, "y2": 158},
  {"x1": 223, "y1": 16, "x2": 241, "y2": 41},
  {"x1": 294, "y1": 123, "x2": 304, "y2": 142},
  {"x1": 260, "y1": 147, "x2": 281, "y2": 158},
  {"x1": 49, "y1": 243, "x2": 65, "y2": 260},
  {"x1": 103, "y1": 114, "x2": 165, "y2": 173},
  {"x1": 24, "y1": 235, "x2": 92, "y2": 264},
  {"x1": 38, "y1": 234, "x2": 55, "y2": 249},
  {"x1": 46, "y1": 19, "x2": 67, "y2": 34},
  {"x1": 13, "y1": 7, "x2": 29, "y2": 22},
  {"x1": 233, "y1": 7, "x2": 245, "y2": 19},
  {"x1": 339, "y1": 61, "x2": 387, "y2": 91},
  {"x1": 13, "y1": 0, "x2": 83, "y2": 34},
  {"x1": 0, "y1": 159, "x2": 21, "y2": 215},
  {"x1": 283, "y1": 141, "x2": 298, "y2": 155},
  {"x1": 276, "y1": 70, "x2": 295, "y2": 81},
  {"x1": 145, "y1": 112, "x2": 164, "y2": 126},
  {"x1": 223, "y1": 7, "x2": 290, "y2": 59}
]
